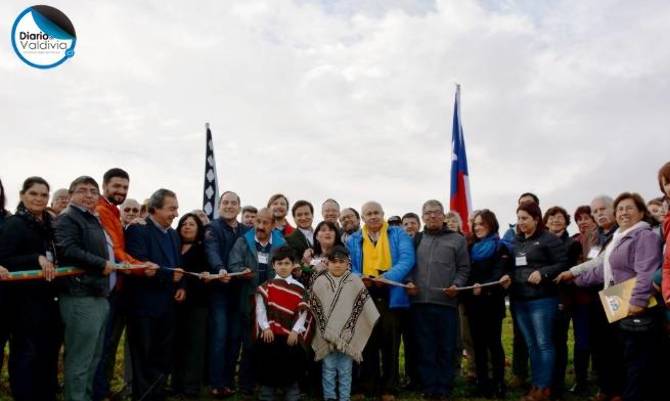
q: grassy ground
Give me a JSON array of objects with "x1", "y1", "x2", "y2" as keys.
[{"x1": 0, "y1": 316, "x2": 591, "y2": 400}]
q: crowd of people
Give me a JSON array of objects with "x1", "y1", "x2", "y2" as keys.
[{"x1": 0, "y1": 162, "x2": 669, "y2": 401}]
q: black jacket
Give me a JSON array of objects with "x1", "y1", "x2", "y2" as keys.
[
  {"x1": 0, "y1": 212, "x2": 57, "y2": 296},
  {"x1": 462, "y1": 240, "x2": 510, "y2": 318},
  {"x1": 508, "y1": 229, "x2": 568, "y2": 301},
  {"x1": 54, "y1": 205, "x2": 110, "y2": 297},
  {"x1": 180, "y1": 242, "x2": 209, "y2": 307},
  {"x1": 285, "y1": 228, "x2": 312, "y2": 262}
]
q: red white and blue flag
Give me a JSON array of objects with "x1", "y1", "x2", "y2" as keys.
[{"x1": 450, "y1": 84, "x2": 472, "y2": 234}]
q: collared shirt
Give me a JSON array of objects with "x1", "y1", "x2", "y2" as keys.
[
  {"x1": 255, "y1": 275, "x2": 307, "y2": 333},
  {"x1": 298, "y1": 227, "x2": 314, "y2": 247},
  {"x1": 70, "y1": 202, "x2": 96, "y2": 216},
  {"x1": 150, "y1": 215, "x2": 169, "y2": 234}
]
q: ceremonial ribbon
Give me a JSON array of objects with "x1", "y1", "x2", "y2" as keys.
[{"x1": 0, "y1": 263, "x2": 146, "y2": 282}]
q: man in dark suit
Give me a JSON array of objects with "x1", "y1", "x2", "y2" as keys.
[
  {"x1": 125, "y1": 188, "x2": 185, "y2": 401},
  {"x1": 285, "y1": 200, "x2": 315, "y2": 262}
]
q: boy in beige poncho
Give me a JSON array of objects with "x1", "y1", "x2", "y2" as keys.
[{"x1": 308, "y1": 245, "x2": 380, "y2": 401}]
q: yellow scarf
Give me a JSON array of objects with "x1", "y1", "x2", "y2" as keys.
[{"x1": 362, "y1": 222, "x2": 392, "y2": 277}]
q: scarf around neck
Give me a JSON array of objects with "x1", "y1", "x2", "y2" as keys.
[
  {"x1": 362, "y1": 221, "x2": 392, "y2": 277},
  {"x1": 471, "y1": 234, "x2": 499, "y2": 262},
  {"x1": 603, "y1": 221, "x2": 649, "y2": 288}
]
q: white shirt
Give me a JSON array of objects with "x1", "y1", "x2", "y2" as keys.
[
  {"x1": 255, "y1": 275, "x2": 307, "y2": 333},
  {"x1": 298, "y1": 227, "x2": 314, "y2": 247}
]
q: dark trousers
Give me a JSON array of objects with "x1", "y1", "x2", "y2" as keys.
[
  {"x1": 128, "y1": 313, "x2": 175, "y2": 401},
  {"x1": 208, "y1": 289, "x2": 242, "y2": 389},
  {"x1": 0, "y1": 288, "x2": 10, "y2": 383},
  {"x1": 8, "y1": 293, "x2": 61, "y2": 401},
  {"x1": 589, "y1": 302, "x2": 624, "y2": 397},
  {"x1": 93, "y1": 289, "x2": 131, "y2": 401},
  {"x1": 398, "y1": 309, "x2": 419, "y2": 387},
  {"x1": 464, "y1": 297, "x2": 505, "y2": 394},
  {"x1": 553, "y1": 302, "x2": 591, "y2": 396},
  {"x1": 359, "y1": 293, "x2": 401, "y2": 396},
  {"x1": 512, "y1": 314, "x2": 529, "y2": 379},
  {"x1": 238, "y1": 312, "x2": 256, "y2": 394},
  {"x1": 412, "y1": 304, "x2": 459, "y2": 397},
  {"x1": 172, "y1": 304, "x2": 208, "y2": 396},
  {"x1": 619, "y1": 320, "x2": 661, "y2": 401}
]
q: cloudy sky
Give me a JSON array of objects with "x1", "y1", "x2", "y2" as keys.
[{"x1": 1, "y1": 0, "x2": 668, "y2": 229}]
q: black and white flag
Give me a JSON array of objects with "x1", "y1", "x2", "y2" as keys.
[{"x1": 202, "y1": 123, "x2": 219, "y2": 221}]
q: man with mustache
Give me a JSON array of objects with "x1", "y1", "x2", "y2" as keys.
[
  {"x1": 228, "y1": 207, "x2": 287, "y2": 400},
  {"x1": 339, "y1": 207, "x2": 361, "y2": 244}
]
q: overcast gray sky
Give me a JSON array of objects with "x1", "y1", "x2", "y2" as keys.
[{"x1": 1, "y1": 0, "x2": 668, "y2": 228}]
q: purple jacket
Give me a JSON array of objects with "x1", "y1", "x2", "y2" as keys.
[{"x1": 576, "y1": 225, "x2": 662, "y2": 308}]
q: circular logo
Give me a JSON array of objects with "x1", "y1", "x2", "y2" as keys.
[{"x1": 11, "y1": 5, "x2": 76, "y2": 69}]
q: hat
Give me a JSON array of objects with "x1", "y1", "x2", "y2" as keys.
[
  {"x1": 327, "y1": 245, "x2": 350, "y2": 260},
  {"x1": 387, "y1": 215, "x2": 402, "y2": 226}
]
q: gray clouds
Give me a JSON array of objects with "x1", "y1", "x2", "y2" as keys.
[{"x1": 1, "y1": 0, "x2": 668, "y2": 229}]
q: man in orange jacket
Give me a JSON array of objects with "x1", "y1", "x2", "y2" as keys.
[{"x1": 93, "y1": 168, "x2": 158, "y2": 401}]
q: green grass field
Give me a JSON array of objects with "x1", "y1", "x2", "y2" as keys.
[{"x1": 0, "y1": 316, "x2": 591, "y2": 400}]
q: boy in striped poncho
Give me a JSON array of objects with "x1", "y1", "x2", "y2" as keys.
[{"x1": 255, "y1": 246, "x2": 312, "y2": 401}]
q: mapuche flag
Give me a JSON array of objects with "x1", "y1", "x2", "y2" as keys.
[
  {"x1": 203, "y1": 123, "x2": 219, "y2": 221},
  {"x1": 449, "y1": 84, "x2": 472, "y2": 234}
]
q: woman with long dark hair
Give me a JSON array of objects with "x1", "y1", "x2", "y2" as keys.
[
  {"x1": 300, "y1": 220, "x2": 344, "y2": 285},
  {"x1": 462, "y1": 209, "x2": 509, "y2": 398},
  {"x1": 0, "y1": 176, "x2": 61, "y2": 401},
  {"x1": 171, "y1": 213, "x2": 209, "y2": 398},
  {"x1": 0, "y1": 178, "x2": 8, "y2": 228}
]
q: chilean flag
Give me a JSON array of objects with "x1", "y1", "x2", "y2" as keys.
[{"x1": 450, "y1": 84, "x2": 472, "y2": 234}]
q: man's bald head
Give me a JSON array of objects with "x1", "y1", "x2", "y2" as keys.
[{"x1": 361, "y1": 201, "x2": 384, "y2": 232}]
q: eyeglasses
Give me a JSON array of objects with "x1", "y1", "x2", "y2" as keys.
[
  {"x1": 123, "y1": 208, "x2": 140, "y2": 213},
  {"x1": 73, "y1": 188, "x2": 99, "y2": 196},
  {"x1": 423, "y1": 210, "x2": 443, "y2": 216}
]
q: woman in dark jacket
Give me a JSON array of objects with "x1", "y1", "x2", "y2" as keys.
[
  {"x1": 500, "y1": 202, "x2": 567, "y2": 401},
  {"x1": 172, "y1": 213, "x2": 209, "y2": 397},
  {"x1": 0, "y1": 177, "x2": 10, "y2": 376},
  {"x1": 463, "y1": 209, "x2": 510, "y2": 398},
  {"x1": 0, "y1": 176, "x2": 60, "y2": 401},
  {"x1": 542, "y1": 206, "x2": 583, "y2": 398}
]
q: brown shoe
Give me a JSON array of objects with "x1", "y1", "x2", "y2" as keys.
[
  {"x1": 351, "y1": 394, "x2": 366, "y2": 401},
  {"x1": 510, "y1": 375, "x2": 528, "y2": 389},
  {"x1": 381, "y1": 394, "x2": 396, "y2": 401},
  {"x1": 524, "y1": 388, "x2": 551, "y2": 401},
  {"x1": 590, "y1": 393, "x2": 609, "y2": 401}
]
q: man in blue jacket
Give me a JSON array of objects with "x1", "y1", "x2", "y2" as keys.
[
  {"x1": 347, "y1": 201, "x2": 415, "y2": 401},
  {"x1": 203, "y1": 191, "x2": 249, "y2": 398},
  {"x1": 125, "y1": 188, "x2": 185, "y2": 401},
  {"x1": 228, "y1": 207, "x2": 286, "y2": 399}
]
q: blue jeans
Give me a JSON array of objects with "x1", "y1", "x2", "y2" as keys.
[
  {"x1": 511, "y1": 297, "x2": 558, "y2": 388},
  {"x1": 322, "y1": 352, "x2": 353, "y2": 401},
  {"x1": 412, "y1": 304, "x2": 459, "y2": 397},
  {"x1": 208, "y1": 290, "x2": 242, "y2": 389}
]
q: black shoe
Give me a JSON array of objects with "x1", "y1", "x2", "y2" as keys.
[
  {"x1": 493, "y1": 385, "x2": 507, "y2": 399},
  {"x1": 569, "y1": 382, "x2": 589, "y2": 395}
]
